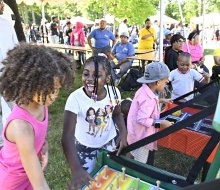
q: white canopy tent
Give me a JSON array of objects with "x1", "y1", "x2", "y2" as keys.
[
  {"x1": 70, "y1": 16, "x2": 94, "y2": 25},
  {"x1": 191, "y1": 12, "x2": 220, "y2": 27},
  {"x1": 150, "y1": 14, "x2": 179, "y2": 25}
]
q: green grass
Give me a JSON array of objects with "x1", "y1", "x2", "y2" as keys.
[
  {"x1": 44, "y1": 67, "x2": 139, "y2": 189},
  {"x1": 204, "y1": 49, "x2": 214, "y2": 56},
  {"x1": 45, "y1": 56, "x2": 207, "y2": 189}
]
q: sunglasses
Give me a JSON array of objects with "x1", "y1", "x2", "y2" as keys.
[{"x1": 177, "y1": 39, "x2": 185, "y2": 43}]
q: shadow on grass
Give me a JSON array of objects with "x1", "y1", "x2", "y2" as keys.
[{"x1": 46, "y1": 65, "x2": 204, "y2": 189}]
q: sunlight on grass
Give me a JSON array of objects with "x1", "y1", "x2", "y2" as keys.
[{"x1": 45, "y1": 57, "x2": 207, "y2": 188}]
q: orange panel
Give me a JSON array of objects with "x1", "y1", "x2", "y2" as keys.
[{"x1": 159, "y1": 103, "x2": 218, "y2": 163}]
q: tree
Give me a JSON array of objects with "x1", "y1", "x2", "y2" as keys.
[
  {"x1": 46, "y1": 2, "x2": 82, "y2": 21},
  {"x1": 86, "y1": 0, "x2": 104, "y2": 20},
  {"x1": 4, "y1": 0, "x2": 25, "y2": 41},
  {"x1": 86, "y1": 0, "x2": 158, "y2": 26},
  {"x1": 165, "y1": 0, "x2": 180, "y2": 21}
]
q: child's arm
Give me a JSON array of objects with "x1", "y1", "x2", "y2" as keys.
[
  {"x1": 159, "y1": 98, "x2": 173, "y2": 104},
  {"x1": 112, "y1": 105, "x2": 127, "y2": 156},
  {"x1": 202, "y1": 72, "x2": 210, "y2": 84},
  {"x1": 40, "y1": 141, "x2": 48, "y2": 171},
  {"x1": 6, "y1": 119, "x2": 50, "y2": 190},
  {"x1": 62, "y1": 111, "x2": 93, "y2": 189}
]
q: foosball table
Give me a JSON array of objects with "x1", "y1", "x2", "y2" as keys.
[
  {"x1": 83, "y1": 165, "x2": 164, "y2": 190},
  {"x1": 82, "y1": 151, "x2": 185, "y2": 190}
]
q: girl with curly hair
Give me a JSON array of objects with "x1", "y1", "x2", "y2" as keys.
[
  {"x1": 62, "y1": 55, "x2": 127, "y2": 189},
  {"x1": 0, "y1": 43, "x2": 73, "y2": 190}
]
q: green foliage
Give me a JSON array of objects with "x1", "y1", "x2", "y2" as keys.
[
  {"x1": 165, "y1": 0, "x2": 181, "y2": 21},
  {"x1": 166, "y1": 0, "x2": 220, "y2": 24},
  {"x1": 206, "y1": 0, "x2": 220, "y2": 13},
  {"x1": 86, "y1": 0, "x2": 158, "y2": 25},
  {"x1": 18, "y1": 2, "x2": 82, "y2": 25},
  {"x1": 86, "y1": 0, "x2": 104, "y2": 20},
  {"x1": 183, "y1": 0, "x2": 200, "y2": 23},
  {"x1": 45, "y1": 2, "x2": 82, "y2": 21}
]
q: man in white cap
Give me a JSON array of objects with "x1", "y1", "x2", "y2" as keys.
[
  {"x1": 118, "y1": 19, "x2": 129, "y2": 36},
  {"x1": 0, "y1": 0, "x2": 18, "y2": 148},
  {"x1": 110, "y1": 31, "x2": 135, "y2": 84}
]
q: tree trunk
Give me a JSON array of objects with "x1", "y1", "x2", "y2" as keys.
[
  {"x1": 31, "y1": 5, "x2": 36, "y2": 24},
  {"x1": 4, "y1": 0, "x2": 25, "y2": 42}
]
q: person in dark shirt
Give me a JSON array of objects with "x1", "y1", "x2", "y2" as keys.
[
  {"x1": 49, "y1": 16, "x2": 59, "y2": 44},
  {"x1": 40, "y1": 19, "x2": 49, "y2": 43},
  {"x1": 164, "y1": 34, "x2": 185, "y2": 71}
]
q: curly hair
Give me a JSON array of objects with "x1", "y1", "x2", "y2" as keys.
[{"x1": 0, "y1": 43, "x2": 74, "y2": 105}]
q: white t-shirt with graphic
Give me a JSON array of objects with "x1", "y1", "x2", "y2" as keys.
[
  {"x1": 169, "y1": 69, "x2": 204, "y2": 100},
  {"x1": 65, "y1": 86, "x2": 121, "y2": 148}
]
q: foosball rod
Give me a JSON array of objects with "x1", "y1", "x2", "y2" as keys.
[
  {"x1": 122, "y1": 167, "x2": 126, "y2": 180},
  {"x1": 116, "y1": 174, "x2": 120, "y2": 189},
  {"x1": 96, "y1": 172, "x2": 101, "y2": 187},
  {"x1": 156, "y1": 180, "x2": 161, "y2": 190},
  {"x1": 104, "y1": 165, "x2": 108, "y2": 178},
  {"x1": 136, "y1": 178, "x2": 140, "y2": 190}
]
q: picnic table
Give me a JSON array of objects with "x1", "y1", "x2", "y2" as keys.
[
  {"x1": 128, "y1": 50, "x2": 158, "y2": 70},
  {"x1": 40, "y1": 43, "x2": 92, "y2": 52},
  {"x1": 134, "y1": 49, "x2": 155, "y2": 55}
]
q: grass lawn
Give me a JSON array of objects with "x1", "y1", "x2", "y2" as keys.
[{"x1": 45, "y1": 50, "x2": 212, "y2": 188}]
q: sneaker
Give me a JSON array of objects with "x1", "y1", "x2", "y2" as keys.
[{"x1": 114, "y1": 78, "x2": 121, "y2": 86}]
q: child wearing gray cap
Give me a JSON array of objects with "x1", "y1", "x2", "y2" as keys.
[{"x1": 127, "y1": 61, "x2": 172, "y2": 163}]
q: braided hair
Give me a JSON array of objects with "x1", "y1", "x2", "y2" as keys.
[{"x1": 83, "y1": 56, "x2": 119, "y2": 105}]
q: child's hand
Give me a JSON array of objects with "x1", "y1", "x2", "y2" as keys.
[
  {"x1": 40, "y1": 141, "x2": 48, "y2": 171},
  {"x1": 68, "y1": 167, "x2": 94, "y2": 190},
  {"x1": 199, "y1": 57, "x2": 205, "y2": 65},
  {"x1": 159, "y1": 98, "x2": 173, "y2": 104},
  {"x1": 160, "y1": 120, "x2": 172, "y2": 128},
  {"x1": 202, "y1": 71, "x2": 210, "y2": 78},
  {"x1": 115, "y1": 132, "x2": 128, "y2": 156}
]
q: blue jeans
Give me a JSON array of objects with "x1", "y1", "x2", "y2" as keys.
[{"x1": 110, "y1": 60, "x2": 133, "y2": 80}]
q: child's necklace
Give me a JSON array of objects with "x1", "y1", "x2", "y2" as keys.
[{"x1": 91, "y1": 88, "x2": 107, "y2": 102}]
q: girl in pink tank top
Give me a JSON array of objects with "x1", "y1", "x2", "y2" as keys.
[{"x1": 0, "y1": 43, "x2": 73, "y2": 190}]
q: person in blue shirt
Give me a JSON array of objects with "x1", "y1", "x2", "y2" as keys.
[
  {"x1": 110, "y1": 31, "x2": 135, "y2": 82},
  {"x1": 87, "y1": 19, "x2": 116, "y2": 57}
]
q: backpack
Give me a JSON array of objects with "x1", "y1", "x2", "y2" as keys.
[{"x1": 120, "y1": 66, "x2": 142, "y2": 91}]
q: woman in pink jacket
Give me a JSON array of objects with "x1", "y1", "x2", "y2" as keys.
[{"x1": 70, "y1": 21, "x2": 85, "y2": 69}]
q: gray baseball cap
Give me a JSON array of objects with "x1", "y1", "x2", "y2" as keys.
[{"x1": 137, "y1": 62, "x2": 170, "y2": 83}]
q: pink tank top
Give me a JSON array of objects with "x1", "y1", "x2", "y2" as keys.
[{"x1": 0, "y1": 105, "x2": 48, "y2": 175}]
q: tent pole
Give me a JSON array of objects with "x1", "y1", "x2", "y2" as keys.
[
  {"x1": 202, "y1": 0, "x2": 206, "y2": 48},
  {"x1": 177, "y1": 0, "x2": 184, "y2": 24},
  {"x1": 159, "y1": 0, "x2": 164, "y2": 62}
]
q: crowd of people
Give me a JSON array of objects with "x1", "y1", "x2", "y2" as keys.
[{"x1": 1, "y1": 0, "x2": 220, "y2": 189}]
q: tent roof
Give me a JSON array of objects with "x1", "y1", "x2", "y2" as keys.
[
  {"x1": 70, "y1": 16, "x2": 94, "y2": 25},
  {"x1": 190, "y1": 12, "x2": 220, "y2": 26},
  {"x1": 149, "y1": 14, "x2": 179, "y2": 25}
]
